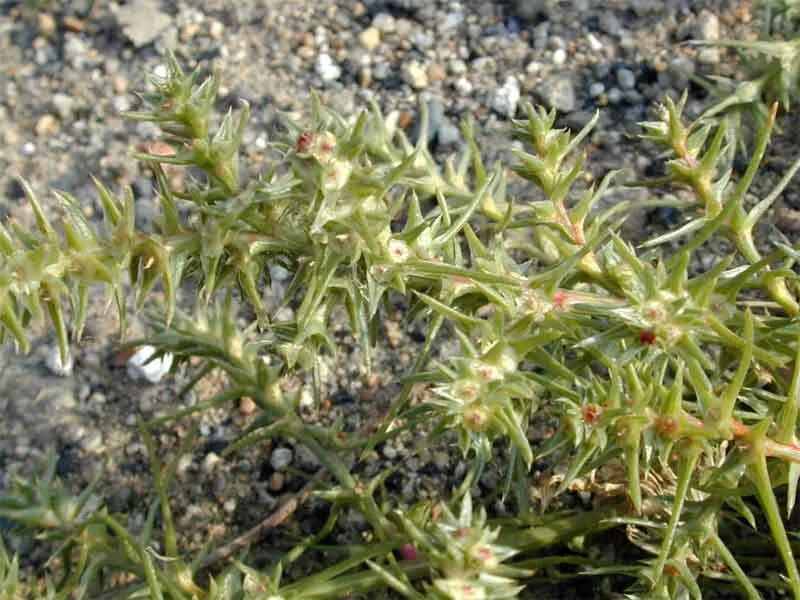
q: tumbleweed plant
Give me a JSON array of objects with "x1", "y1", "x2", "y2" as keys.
[{"x1": 6, "y1": 47, "x2": 800, "y2": 599}]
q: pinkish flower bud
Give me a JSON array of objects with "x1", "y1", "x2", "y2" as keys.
[
  {"x1": 399, "y1": 543, "x2": 419, "y2": 561},
  {"x1": 296, "y1": 131, "x2": 315, "y2": 153}
]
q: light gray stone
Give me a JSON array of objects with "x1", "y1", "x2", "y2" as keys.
[
  {"x1": 270, "y1": 447, "x2": 293, "y2": 471},
  {"x1": 536, "y1": 75, "x2": 576, "y2": 113},
  {"x1": 116, "y1": 0, "x2": 173, "y2": 48}
]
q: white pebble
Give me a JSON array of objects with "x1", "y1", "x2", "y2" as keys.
[
  {"x1": 491, "y1": 76, "x2": 520, "y2": 118},
  {"x1": 203, "y1": 452, "x2": 221, "y2": 472},
  {"x1": 552, "y1": 48, "x2": 567, "y2": 66},
  {"x1": 454, "y1": 77, "x2": 473, "y2": 95},
  {"x1": 45, "y1": 345, "x2": 73, "y2": 377},
  {"x1": 300, "y1": 387, "x2": 315, "y2": 408},
  {"x1": 127, "y1": 345, "x2": 173, "y2": 384},
  {"x1": 587, "y1": 33, "x2": 603, "y2": 52},
  {"x1": 315, "y1": 53, "x2": 342, "y2": 82}
]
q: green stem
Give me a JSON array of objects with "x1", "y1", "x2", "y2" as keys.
[
  {"x1": 710, "y1": 532, "x2": 762, "y2": 600},
  {"x1": 652, "y1": 442, "x2": 701, "y2": 587},
  {"x1": 626, "y1": 429, "x2": 643, "y2": 515},
  {"x1": 749, "y1": 451, "x2": 800, "y2": 600},
  {"x1": 735, "y1": 231, "x2": 799, "y2": 316}
]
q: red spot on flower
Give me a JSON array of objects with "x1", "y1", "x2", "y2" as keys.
[
  {"x1": 663, "y1": 564, "x2": 679, "y2": 577},
  {"x1": 581, "y1": 403, "x2": 602, "y2": 426},
  {"x1": 553, "y1": 290, "x2": 571, "y2": 311},
  {"x1": 476, "y1": 547, "x2": 493, "y2": 561},
  {"x1": 656, "y1": 416, "x2": 678, "y2": 438},
  {"x1": 455, "y1": 527, "x2": 471, "y2": 539},
  {"x1": 399, "y1": 543, "x2": 419, "y2": 561},
  {"x1": 296, "y1": 131, "x2": 314, "y2": 152},
  {"x1": 639, "y1": 329, "x2": 657, "y2": 345}
]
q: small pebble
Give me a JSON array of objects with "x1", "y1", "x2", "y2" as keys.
[
  {"x1": 449, "y1": 59, "x2": 467, "y2": 75},
  {"x1": 454, "y1": 77, "x2": 473, "y2": 95},
  {"x1": 177, "y1": 453, "x2": 193, "y2": 475},
  {"x1": 239, "y1": 396, "x2": 257, "y2": 416},
  {"x1": 777, "y1": 207, "x2": 800, "y2": 233},
  {"x1": 315, "y1": 53, "x2": 342, "y2": 82},
  {"x1": 607, "y1": 87, "x2": 623, "y2": 104},
  {"x1": 589, "y1": 82, "x2": 605, "y2": 98},
  {"x1": 63, "y1": 15, "x2": 86, "y2": 32},
  {"x1": 437, "y1": 119, "x2": 462, "y2": 147},
  {"x1": 404, "y1": 61, "x2": 428, "y2": 90},
  {"x1": 695, "y1": 10, "x2": 720, "y2": 41},
  {"x1": 80, "y1": 431, "x2": 104, "y2": 452},
  {"x1": 35, "y1": 114, "x2": 59, "y2": 137},
  {"x1": 616, "y1": 68, "x2": 636, "y2": 90},
  {"x1": 126, "y1": 345, "x2": 173, "y2": 384},
  {"x1": 537, "y1": 75, "x2": 577, "y2": 113},
  {"x1": 113, "y1": 75, "x2": 130, "y2": 94},
  {"x1": 587, "y1": 33, "x2": 603, "y2": 52},
  {"x1": 209, "y1": 20, "x2": 224, "y2": 40},
  {"x1": 358, "y1": 67, "x2": 372, "y2": 87},
  {"x1": 51, "y1": 93, "x2": 75, "y2": 119},
  {"x1": 38, "y1": 13, "x2": 56, "y2": 37},
  {"x1": 426, "y1": 63, "x2": 447, "y2": 83},
  {"x1": 359, "y1": 27, "x2": 381, "y2": 50},
  {"x1": 270, "y1": 447, "x2": 293, "y2": 471},
  {"x1": 372, "y1": 12, "x2": 396, "y2": 34},
  {"x1": 203, "y1": 452, "x2": 222, "y2": 473},
  {"x1": 269, "y1": 471, "x2": 285, "y2": 492},
  {"x1": 45, "y1": 345, "x2": 73, "y2": 377},
  {"x1": 552, "y1": 48, "x2": 567, "y2": 66},
  {"x1": 491, "y1": 76, "x2": 520, "y2": 118}
]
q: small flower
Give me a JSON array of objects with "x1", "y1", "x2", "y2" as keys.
[
  {"x1": 370, "y1": 263, "x2": 392, "y2": 282},
  {"x1": 453, "y1": 379, "x2": 482, "y2": 403},
  {"x1": 387, "y1": 238, "x2": 411, "y2": 263},
  {"x1": 639, "y1": 329, "x2": 657, "y2": 345},
  {"x1": 463, "y1": 405, "x2": 490, "y2": 432},
  {"x1": 515, "y1": 289, "x2": 553, "y2": 321},
  {"x1": 581, "y1": 403, "x2": 603, "y2": 426},
  {"x1": 475, "y1": 362, "x2": 502, "y2": 382},
  {"x1": 642, "y1": 300, "x2": 667, "y2": 323},
  {"x1": 313, "y1": 131, "x2": 337, "y2": 162},
  {"x1": 471, "y1": 545, "x2": 499, "y2": 570},
  {"x1": 296, "y1": 130, "x2": 315, "y2": 152},
  {"x1": 433, "y1": 578, "x2": 486, "y2": 600},
  {"x1": 655, "y1": 416, "x2": 679, "y2": 438},
  {"x1": 323, "y1": 158, "x2": 352, "y2": 191},
  {"x1": 553, "y1": 290, "x2": 572, "y2": 311}
]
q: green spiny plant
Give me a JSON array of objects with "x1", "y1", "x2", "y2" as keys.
[
  {"x1": 5, "y1": 50, "x2": 800, "y2": 599},
  {"x1": 691, "y1": 0, "x2": 800, "y2": 154}
]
